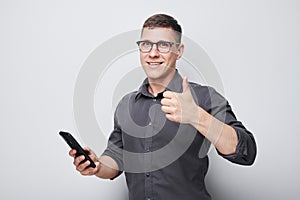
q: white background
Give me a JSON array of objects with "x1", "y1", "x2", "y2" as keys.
[{"x1": 1, "y1": 0, "x2": 299, "y2": 199}]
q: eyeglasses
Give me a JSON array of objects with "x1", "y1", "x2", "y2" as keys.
[{"x1": 136, "y1": 40, "x2": 180, "y2": 53}]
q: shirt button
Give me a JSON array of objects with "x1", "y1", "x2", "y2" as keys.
[
  {"x1": 146, "y1": 173, "x2": 150, "y2": 177},
  {"x1": 153, "y1": 98, "x2": 156, "y2": 102},
  {"x1": 148, "y1": 122, "x2": 152, "y2": 126}
]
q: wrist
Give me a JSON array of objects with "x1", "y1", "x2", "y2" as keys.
[{"x1": 202, "y1": 114, "x2": 224, "y2": 146}]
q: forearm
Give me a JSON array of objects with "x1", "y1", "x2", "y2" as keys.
[
  {"x1": 190, "y1": 107, "x2": 238, "y2": 155},
  {"x1": 95, "y1": 155, "x2": 119, "y2": 179}
]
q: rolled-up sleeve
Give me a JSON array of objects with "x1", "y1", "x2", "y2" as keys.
[
  {"x1": 102, "y1": 104, "x2": 124, "y2": 179},
  {"x1": 204, "y1": 86, "x2": 257, "y2": 165},
  {"x1": 219, "y1": 126, "x2": 257, "y2": 165}
]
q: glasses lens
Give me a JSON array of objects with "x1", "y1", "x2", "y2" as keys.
[
  {"x1": 139, "y1": 41, "x2": 152, "y2": 52},
  {"x1": 157, "y1": 41, "x2": 171, "y2": 53}
]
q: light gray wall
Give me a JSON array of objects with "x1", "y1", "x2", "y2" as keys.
[{"x1": 1, "y1": 0, "x2": 299, "y2": 199}]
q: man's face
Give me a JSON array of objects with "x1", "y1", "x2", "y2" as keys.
[{"x1": 139, "y1": 27, "x2": 184, "y2": 83}]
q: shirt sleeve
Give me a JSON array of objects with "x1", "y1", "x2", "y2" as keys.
[
  {"x1": 102, "y1": 103, "x2": 124, "y2": 179},
  {"x1": 204, "y1": 86, "x2": 257, "y2": 165}
]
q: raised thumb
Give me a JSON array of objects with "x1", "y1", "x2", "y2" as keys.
[{"x1": 182, "y1": 76, "x2": 190, "y2": 92}]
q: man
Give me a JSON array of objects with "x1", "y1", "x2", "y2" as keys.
[{"x1": 70, "y1": 14, "x2": 257, "y2": 200}]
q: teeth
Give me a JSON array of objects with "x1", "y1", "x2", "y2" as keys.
[{"x1": 148, "y1": 62, "x2": 162, "y2": 65}]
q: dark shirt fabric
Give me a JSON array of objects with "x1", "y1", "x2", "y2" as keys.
[{"x1": 103, "y1": 71, "x2": 257, "y2": 200}]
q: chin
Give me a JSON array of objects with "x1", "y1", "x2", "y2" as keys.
[
  {"x1": 145, "y1": 72, "x2": 163, "y2": 81},
  {"x1": 145, "y1": 71, "x2": 169, "y2": 84}
]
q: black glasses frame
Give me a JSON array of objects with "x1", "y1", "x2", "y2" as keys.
[{"x1": 136, "y1": 40, "x2": 180, "y2": 53}]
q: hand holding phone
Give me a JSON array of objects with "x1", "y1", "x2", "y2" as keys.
[{"x1": 59, "y1": 131, "x2": 96, "y2": 168}]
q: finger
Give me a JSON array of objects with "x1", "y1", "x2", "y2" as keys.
[
  {"x1": 80, "y1": 169, "x2": 92, "y2": 176},
  {"x1": 81, "y1": 161, "x2": 101, "y2": 176},
  {"x1": 161, "y1": 98, "x2": 174, "y2": 106},
  {"x1": 80, "y1": 166, "x2": 95, "y2": 176},
  {"x1": 88, "y1": 152, "x2": 98, "y2": 162},
  {"x1": 83, "y1": 147, "x2": 98, "y2": 162},
  {"x1": 161, "y1": 105, "x2": 175, "y2": 114},
  {"x1": 83, "y1": 146, "x2": 90, "y2": 152},
  {"x1": 73, "y1": 155, "x2": 85, "y2": 167},
  {"x1": 182, "y1": 76, "x2": 190, "y2": 92},
  {"x1": 81, "y1": 168, "x2": 95, "y2": 176},
  {"x1": 163, "y1": 91, "x2": 175, "y2": 99},
  {"x1": 77, "y1": 160, "x2": 91, "y2": 172},
  {"x1": 83, "y1": 147, "x2": 93, "y2": 155},
  {"x1": 69, "y1": 149, "x2": 77, "y2": 157},
  {"x1": 165, "y1": 113, "x2": 177, "y2": 122}
]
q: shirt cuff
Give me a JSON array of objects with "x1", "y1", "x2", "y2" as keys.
[
  {"x1": 217, "y1": 128, "x2": 247, "y2": 161},
  {"x1": 102, "y1": 149, "x2": 123, "y2": 180}
]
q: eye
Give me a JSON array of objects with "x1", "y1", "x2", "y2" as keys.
[
  {"x1": 141, "y1": 41, "x2": 151, "y2": 47},
  {"x1": 158, "y1": 41, "x2": 170, "y2": 48}
]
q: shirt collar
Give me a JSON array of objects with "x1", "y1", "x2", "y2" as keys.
[{"x1": 135, "y1": 70, "x2": 183, "y2": 100}]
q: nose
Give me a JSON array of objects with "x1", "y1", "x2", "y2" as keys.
[{"x1": 149, "y1": 44, "x2": 160, "y2": 57}]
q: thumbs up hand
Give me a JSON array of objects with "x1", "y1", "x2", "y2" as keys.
[{"x1": 161, "y1": 76, "x2": 199, "y2": 124}]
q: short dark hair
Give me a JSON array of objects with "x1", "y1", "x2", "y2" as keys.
[{"x1": 142, "y1": 14, "x2": 182, "y2": 43}]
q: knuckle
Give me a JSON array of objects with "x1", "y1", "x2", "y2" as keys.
[
  {"x1": 163, "y1": 106, "x2": 168, "y2": 112},
  {"x1": 173, "y1": 107, "x2": 178, "y2": 114}
]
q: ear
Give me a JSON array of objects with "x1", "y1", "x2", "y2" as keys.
[{"x1": 176, "y1": 44, "x2": 184, "y2": 60}]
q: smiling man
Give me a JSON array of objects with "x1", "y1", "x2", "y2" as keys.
[
  {"x1": 137, "y1": 27, "x2": 183, "y2": 97},
  {"x1": 69, "y1": 14, "x2": 257, "y2": 200}
]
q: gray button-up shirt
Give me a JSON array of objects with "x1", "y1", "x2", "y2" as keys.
[{"x1": 103, "y1": 71, "x2": 256, "y2": 200}]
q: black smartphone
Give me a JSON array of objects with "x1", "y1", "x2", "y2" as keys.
[{"x1": 59, "y1": 131, "x2": 96, "y2": 168}]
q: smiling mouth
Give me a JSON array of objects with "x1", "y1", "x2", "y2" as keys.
[{"x1": 147, "y1": 62, "x2": 163, "y2": 66}]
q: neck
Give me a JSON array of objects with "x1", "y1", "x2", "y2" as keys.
[{"x1": 147, "y1": 70, "x2": 176, "y2": 97}]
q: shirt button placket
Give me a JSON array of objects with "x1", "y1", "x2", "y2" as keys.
[{"x1": 145, "y1": 98, "x2": 155, "y2": 200}]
